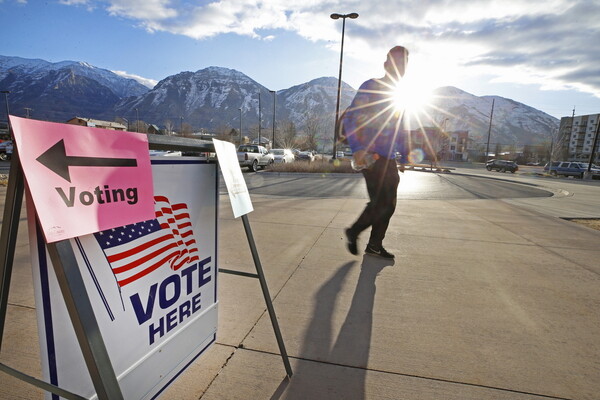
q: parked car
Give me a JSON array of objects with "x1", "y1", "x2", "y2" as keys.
[
  {"x1": 486, "y1": 159, "x2": 518, "y2": 173},
  {"x1": 270, "y1": 148, "x2": 295, "y2": 163},
  {"x1": 0, "y1": 140, "x2": 13, "y2": 161},
  {"x1": 553, "y1": 161, "x2": 600, "y2": 179},
  {"x1": 543, "y1": 161, "x2": 561, "y2": 174},
  {"x1": 237, "y1": 144, "x2": 274, "y2": 171},
  {"x1": 296, "y1": 151, "x2": 315, "y2": 162}
]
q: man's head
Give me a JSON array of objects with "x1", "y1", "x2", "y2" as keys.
[{"x1": 384, "y1": 46, "x2": 409, "y2": 80}]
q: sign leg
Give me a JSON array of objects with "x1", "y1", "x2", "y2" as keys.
[
  {"x1": 0, "y1": 151, "x2": 25, "y2": 352},
  {"x1": 241, "y1": 214, "x2": 293, "y2": 378},
  {"x1": 46, "y1": 240, "x2": 124, "y2": 400}
]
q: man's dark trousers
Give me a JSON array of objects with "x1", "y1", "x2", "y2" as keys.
[{"x1": 348, "y1": 156, "x2": 399, "y2": 247}]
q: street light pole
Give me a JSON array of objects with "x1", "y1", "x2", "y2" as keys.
[
  {"x1": 331, "y1": 12, "x2": 358, "y2": 160},
  {"x1": 270, "y1": 90, "x2": 276, "y2": 148}
]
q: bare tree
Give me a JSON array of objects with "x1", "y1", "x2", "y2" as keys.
[
  {"x1": 280, "y1": 120, "x2": 297, "y2": 149},
  {"x1": 303, "y1": 112, "x2": 323, "y2": 151},
  {"x1": 494, "y1": 143, "x2": 502, "y2": 159},
  {"x1": 131, "y1": 120, "x2": 149, "y2": 133},
  {"x1": 182, "y1": 123, "x2": 194, "y2": 136},
  {"x1": 214, "y1": 125, "x2": 236, "y2": 143},
  {"x1": 164, "y1": 120, "x2": 174, "y2": 135}
]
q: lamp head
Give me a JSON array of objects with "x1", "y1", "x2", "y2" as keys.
[{"x1": 330, "y1": 13, "x2": 341, "y2": 19}]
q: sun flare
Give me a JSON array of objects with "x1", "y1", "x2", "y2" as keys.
[{"x1": 390, "y1": 77, "x2": 434, "y2": 116}]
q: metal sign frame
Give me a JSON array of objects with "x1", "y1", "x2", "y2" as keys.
[{"x1": 0, "y1": 131, "x2": 291, "y2": 400}]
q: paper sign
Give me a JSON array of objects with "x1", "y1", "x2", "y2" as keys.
[
  {"x1": 10, "y1": 116, "x2": 154, "y2": 242},
  {"x1": 212, "y1": 139, "x2": 253, "y2": 217}
]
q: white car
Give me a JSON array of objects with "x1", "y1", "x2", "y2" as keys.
[
  {"x1": 149, "y1": 150, "x2": 182, "y2": 157},
  {"x1": 270, "y1": 148, "x2": 295, "y2": 163}
]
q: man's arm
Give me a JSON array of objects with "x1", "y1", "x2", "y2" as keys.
[{"x1": 342, "y1": 83, "x2": 373, "y2": 153}]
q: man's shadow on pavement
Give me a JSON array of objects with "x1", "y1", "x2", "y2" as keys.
[{"x1": 272, "y1": 255, "x2": 394, "y2": 400}]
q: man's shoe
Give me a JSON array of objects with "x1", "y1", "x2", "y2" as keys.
[
  {"x1": 345, "y1": 228, "x2": 358, "y2": 255},
  {"x1": 365, "y1": 244, "x2": 395, "y2": 259}
]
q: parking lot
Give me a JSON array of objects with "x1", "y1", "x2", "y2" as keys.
[{"x1": 2, "y1": 162, "x2": 600, "y2": 400}]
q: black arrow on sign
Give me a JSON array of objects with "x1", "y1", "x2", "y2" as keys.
[{"x1": 36, "y1": 139, "x2": 138, "y2": 182}]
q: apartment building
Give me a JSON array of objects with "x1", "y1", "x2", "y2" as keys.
[{"x1": 559, "y1": 113, "x2": 600, "y2": 162}]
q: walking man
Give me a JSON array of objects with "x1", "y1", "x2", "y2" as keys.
[{"x1": 342, "y1": 45, "x2": 409, "y2": 259}]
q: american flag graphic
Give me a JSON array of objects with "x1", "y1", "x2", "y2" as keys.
[{"x1": 94, "y1": 196, "x2": 200, "y2": 287}]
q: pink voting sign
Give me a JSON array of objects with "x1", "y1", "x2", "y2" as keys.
[{"x1": 10, "y1": 116, "x2": 155, "y2": 243}]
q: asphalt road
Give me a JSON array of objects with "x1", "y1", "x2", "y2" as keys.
[
  {"x1": 226, "y1": 169, "x2": 553, "y2": 200},
  {"x1": 1, "y1": 159, "x2": 552, "y2": 200}
]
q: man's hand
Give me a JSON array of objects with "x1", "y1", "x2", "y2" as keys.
[{"x1": 352, "y1": 149, "x2": 367, "y2": 168}]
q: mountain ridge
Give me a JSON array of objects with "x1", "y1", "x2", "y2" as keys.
[{"x1": 0, "y1": 55, "x2": 559, "y2": 146}]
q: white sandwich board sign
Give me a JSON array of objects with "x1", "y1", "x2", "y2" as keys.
[{"x1": 27, "y1": 158, "x2": 218, "y2": 399}]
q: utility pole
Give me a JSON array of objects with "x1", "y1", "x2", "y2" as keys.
[
  {"x1": 570, "y1": 107, "x2": 575, "y2": 160},
  {"x1": 270, "y1": 90, "x2": 276, "y2": 148},
  {"x1": 549, "y1": 128, "x2": 555, "y2": 164},
  {"x1": 484, "y1": 99, "x2": 495, "y2": 163},
  {"x1": 258, "y1": 92, "x2": 262, "y2": 146}
]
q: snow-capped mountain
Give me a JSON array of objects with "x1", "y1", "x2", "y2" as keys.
[
  {"x1": 114, "y1": 70, "x2": 356, "y2": 134},
  {"x1": 276, "y1": 77, "x2": 355, "y2": 129},
  {"x1": 0, "y1": 55, "x2": 149, "y2": 121},
  {"x1": 0, "y1": 56, "x2": 149, "y2": 98},
  {"x1": 1, "y1": 55, "x2": 559, "y2": 146},
  {"x1": 423, "y1": 86, "x2": 559, "y2": 145},
  {"x1": 114, "y1": 66, "x2": 271, "y2": 130}
]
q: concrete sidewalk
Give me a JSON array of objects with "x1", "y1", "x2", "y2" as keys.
[{"x1": 2, "y1": 172, "x2": 600, "y2": 400}]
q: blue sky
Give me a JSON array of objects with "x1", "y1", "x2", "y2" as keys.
[{"x1": 2, "y1": 0, "x2": 600, "y2": 119}]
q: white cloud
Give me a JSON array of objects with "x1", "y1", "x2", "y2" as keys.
[
  {"x1": 106, "y1": 0, "x2": 177, "y2": 20},
  {"x1": 112, "y1": 70, "x2": 158, "y2": 88},
  {"x1": 63, "y1": 0, "x2": 600, "y2": 98}
]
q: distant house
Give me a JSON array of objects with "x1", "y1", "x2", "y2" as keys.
[
  {"x1": 148, "y1": 124, "x2": 162, "y2": 135},
  {"x1": 251, "y1": 136, "x2": 272, "y2": 148},
  {"x1": 66, "y1": 117, "x2": 127, "y2": 131}
]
